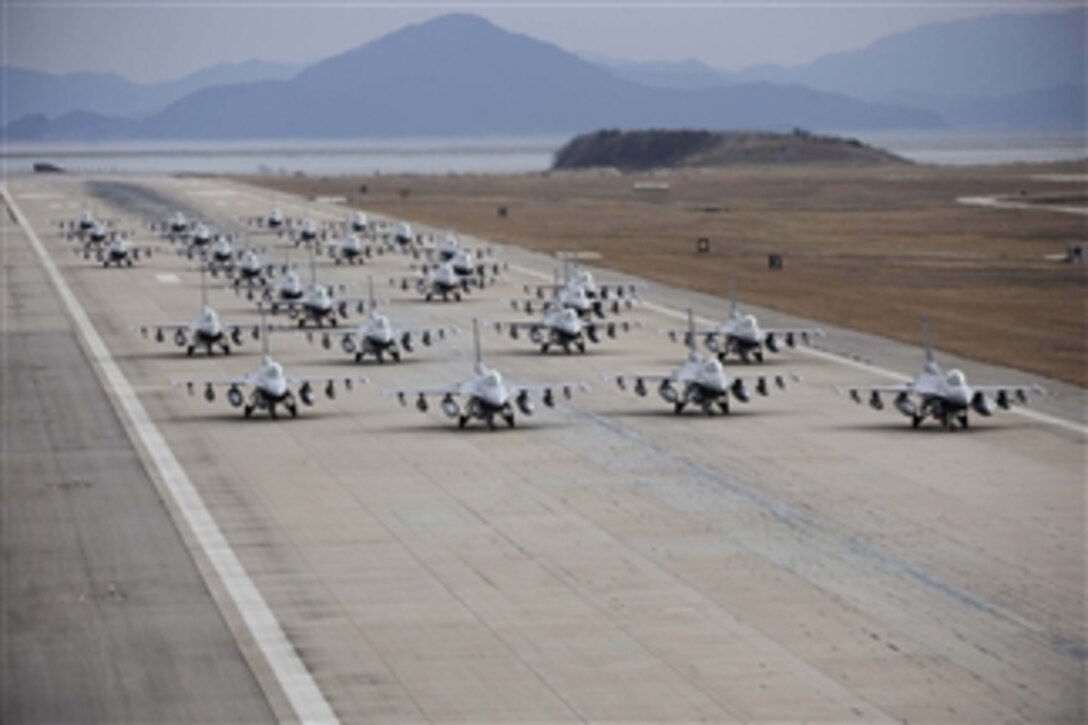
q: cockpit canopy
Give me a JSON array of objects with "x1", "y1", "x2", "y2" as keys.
[
  {"x1": 482, "y1": 370, "x2": 503, "y2": 388},
  {"x1": 946, "y1": 369, "x2": 967, "y2": 387}
]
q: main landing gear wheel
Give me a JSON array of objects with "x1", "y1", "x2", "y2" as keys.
[
  {"x1": 911, "y1": 414, "x2": 922, "y2": 429},
  {"x1": 959, "y1": 414, "x2": 969, "y2": 429},
  {"x1": 390, "y1": 349, "x2": 401, "y2": 363},
  {"x1": 673, "y1": 402, "x2": 686, "y2": 415},
  {"x1": 186, "y1": 346, "x2": 195, "y2": 357},
  {"x1": 355, "y1": 352, "x2": 364, "y2": 363},
  {"x1": 718, "y1": 400, "x2": 730, "y2": 415},
  {"x1": 458, "y1": 415, "x2": 469, "y2": 429},
  {"x1": 244, "y1": 405, "x2": 254, "y2": 419},
  {"x1": 503, "y1": 412, "x2": 516, "y2": 428},
  {"x1": 287, "y1": 402, "x2": 298, "y2": 418}
]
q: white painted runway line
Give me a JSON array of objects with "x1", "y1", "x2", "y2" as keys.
[
  {"x1": 2, "y1": 185, "x2": 339, "y2": 725},
  {"x1": 155, "y1": 272, "x2": 181, "y2": 284}
]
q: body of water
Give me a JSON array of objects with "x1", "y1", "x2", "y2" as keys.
[
  {"x1": 2, "y1": 132, "x2": 1083, "y2": 176},
  {"x1": 852, "y1": 131, "x2": 1086, "y2": 166},
  {"x1": 1, "y1": 137, "x2": 565, "y2": 176}
]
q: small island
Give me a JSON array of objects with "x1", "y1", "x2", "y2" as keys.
[{"x1": 553, "y1": 128, "x2": 907, "y2": 171}]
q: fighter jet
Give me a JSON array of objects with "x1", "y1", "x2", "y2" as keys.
[
  {"x1": 663, "y1": 281, "x2": 823, "y2": 363},
  {"x1": 329, "y1": 210, "x2": 370, "y2": 235},
  {"x1": 492, "y1": 305, "x2": 637, "y2": 354},
  {"x1": 173, "y1": 316, "x2": 367, "y2": 419},
  {"x1": 69, "y1": 220, "x2": 113, "y2": 256},
  {"x1": 246, "y1": 204, "x2": 288, "y2": 232},
  {"x1": 229, "y1": 247, "x2": 277, "y2": 299},
  {"x1": 390, "y1": 261, "x2": 477, "y2": 302},
  {"x1": 261, "y1": 249, "x2": 363, "y2": 327},
  {"x1": 150, "y1": 211, "x2": 196, "y2": 240},
  {"x1": 304, "y1": 278, "x2": 456, "y2": 363},
  {"x1": 392, "y1": 221, "x2": 415, "y2": 247},
  {"x1": 386, "y1": 320, "x2": 587, "y2": 429},
  {"x1": 204, "y1": 233, "x2": 245, "y2": 275},
  {"x1": 139, "y1": 268, "x2": 256, "y2": 356},
  {"x1": 514, "y1": 268, "x2": 634, "y2": 320},
  {"x1": 93, "y1": 234, "x2": 153, "y2": 268},
  {"x1": 60, "y1": 209, "x2": 98, "y2": 237},
  {"x1": 290, "y1": 217, "x2": 326, "y2": 247},
  {"x1": 326, "y1": 232, "x2": 383, "y2": 265},
  {"x1": 522, "y1": 261, "x2": 638, "y2": 316},
  {"x1": 173, "y1": 221, "x2": 214, "y2": 259},
  {"x1": 834, "y1": 318, "x2": 1044, "y2": 430},
  {"x1": 610, "y1": 309, "x2": 796, "y2": 415}
]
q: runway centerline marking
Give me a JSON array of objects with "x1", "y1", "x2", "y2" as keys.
[
  {"x1": 155, "y1": 272, "x2": 181, "y2": 284},
  {"x1": 2, "y1": 185, "x2": 339, "y2": 724}
]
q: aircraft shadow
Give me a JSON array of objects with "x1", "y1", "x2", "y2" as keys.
[
  {"x1": 375, "y1": 418, "x2": 567, "y2": 435},
  {"x1": 827, "y1": 421, "x2": 1026, "y2": 435}
]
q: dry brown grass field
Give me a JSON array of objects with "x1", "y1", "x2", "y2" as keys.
[{"x1": 236, "y1": 161, "x2": 1087, "y2": 386}]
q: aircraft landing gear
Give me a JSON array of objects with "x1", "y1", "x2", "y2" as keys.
[
  {"x1": 244, "y1": 405, "x2": 254, "y2": 419},
  {"x1": 911, "y1": 414, "x2": 922, "y2": 429},
  {"x1": 390, "y1": 349, "x2": 401, "y2": 363},
  {"x1": 458, "y1": 415, "x2": 469, "y2": 429},
  {"x1": 673, "y1": 402, "x2": 686, "y2": 415},
  {"x1": 503, "y1": 411, "x2": 516, "y2": 428},
  {"x1": 187, "y1": 345, "x2": 195, "y2": 357},
  {"x1": 718, "y1": 400, "x2": 730, "y2": 415}
]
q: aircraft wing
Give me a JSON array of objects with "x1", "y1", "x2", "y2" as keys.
[
  {"x1": 760, "y1": 326, "x2": 825, "y2": 348},
  {"x1": 509, "y1": 381, "x2": 589, "y2": 397},
  {"x1": 171, "y1": 373, "x2": 254, "y2": 391},
  {"x1": 970, "y1": 383, "x2": 1045, "y2": 409},
  {"x1": 284, "y1": 373, "x2": 367, "y2": 388},
  {"x1": 834, "y1": 383, "x2": 914, "y2": 407}
]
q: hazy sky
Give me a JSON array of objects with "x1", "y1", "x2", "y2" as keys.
[{"x1": 2, "y1": 1, "x2": 1074, "y2": 82}]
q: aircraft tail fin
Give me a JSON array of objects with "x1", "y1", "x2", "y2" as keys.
[
  {"x1": 687, "y1": 308, "x2": 697, "y2": 353},
  {"x1": 260, "y1": 308, "x2": 270, "y2": 357},
  {"x1": 921, "y1": 316, "x2": 935, "y2": 364},
  {"x1": 473, "y1": 317, "x2": 482, "y2": 365}
]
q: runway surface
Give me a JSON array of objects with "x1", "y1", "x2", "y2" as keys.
[{"x1": 3, "y1": 174, "x2": 1085, "y2": 722}]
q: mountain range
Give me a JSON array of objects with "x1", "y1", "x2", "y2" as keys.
[{"x1": 3, "y1": 10, "x2": 1082, "y2": 141}]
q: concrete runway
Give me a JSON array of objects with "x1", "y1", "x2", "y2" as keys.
[{"x1": 3, "y1": 174, "x2": 1085, "y2": 722}]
